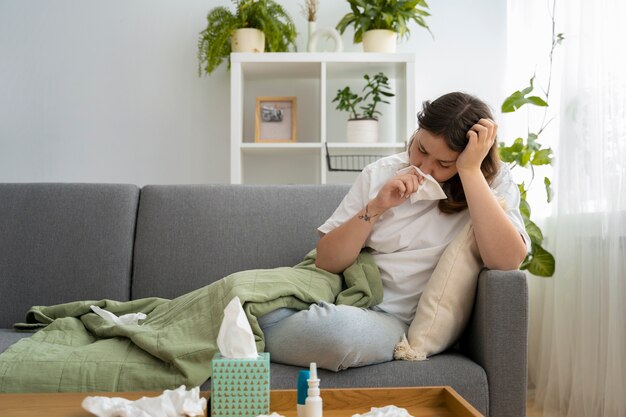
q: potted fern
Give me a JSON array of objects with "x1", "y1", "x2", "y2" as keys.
[
  {"x1": 198, "y1": 0, "x2": 297, "y2": 76},
  {"x1": 336, "y1": 0, "x2": 431, "y2": 52},
  {"x1": 332, "y1": 72, "x2": 395, "y2": 143}
]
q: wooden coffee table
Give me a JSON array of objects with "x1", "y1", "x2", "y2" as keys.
[{"x1": 0, "y1": 386, "x2": 482, "y2": 417}]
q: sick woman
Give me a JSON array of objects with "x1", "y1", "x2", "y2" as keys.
[{"x1": 259, "y1": 92, "x2": 530, "y2": 371}]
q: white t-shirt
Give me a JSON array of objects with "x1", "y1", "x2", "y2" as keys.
[{"x1": 318, "y1": 151, "x2": 530, "y2": 325}]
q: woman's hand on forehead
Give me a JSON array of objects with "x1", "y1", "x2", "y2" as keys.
[{"x1": 456, "y1": 118, "x2": 497, "y2": 173}]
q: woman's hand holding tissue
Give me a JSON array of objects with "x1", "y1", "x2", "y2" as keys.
[
  {"x1": 371, "y1": 169, "x2": 424, "y2": 213},
  {"x1": 374, "y1": 166, "x2": 446, "y2": 211},
  {"x1": 216, "y1": 296, "x2": 258, "y2": 359},
  {"x1": 399, "y1": 166, "x2": 447, "y2": 202}
]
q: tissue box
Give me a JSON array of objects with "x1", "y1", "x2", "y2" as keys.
[{"x1": 211, "y1": 352, "x2": 270, "y2": 417}]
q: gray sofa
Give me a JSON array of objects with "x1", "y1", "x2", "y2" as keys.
[{"x1": 0, "y1": 183, "x2": 528, "y2": 417}]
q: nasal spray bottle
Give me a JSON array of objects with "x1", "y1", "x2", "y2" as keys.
[
  {"x1": 297, "y1": 369, "x2": 310, "y2": 417},
  {"x1": 304, "y1": 362, "x2": 323, "y2": 417}
]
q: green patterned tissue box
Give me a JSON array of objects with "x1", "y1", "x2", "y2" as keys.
[{"x1": 211, "y1": 352, "x2": 270, "y2": 417}]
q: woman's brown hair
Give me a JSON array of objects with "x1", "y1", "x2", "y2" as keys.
[{"x1": 413, "y1": 92, "x2": 500, "y2": 214}]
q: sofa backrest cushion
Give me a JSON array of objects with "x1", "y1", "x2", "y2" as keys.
[
  {"x1": 132, "y1": 184, "x2": 350, "y2": 299},
  {"x1": 0, "y1": 183, "x2": 139, "y2": 328}
]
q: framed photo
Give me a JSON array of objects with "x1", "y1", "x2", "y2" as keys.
[{"x1": 255, "y1": 96, "x2": 297, "y2": 143}]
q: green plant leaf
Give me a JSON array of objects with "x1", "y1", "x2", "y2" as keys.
[
  {"x1": 527, "y1": 133, "x2": 540, "y2": 150},
  {"x1": 501, "y1": 76, "x2": 549, "y2": 112},
  {"x1": 511, "y1": 137, "x2": 524, "y2": 151},
  {"x1": 501, "y1": 93, "x2": 548, "y2": 113},
  {"x1": 524, "y1": 218, "x2": 544, "y2": 243},
  {"x1": 527, "y1": 96, "x2": 549, "y2": 107},
  {"x1": 519, "y1": 199, "x2": 531, "y2": 219},
  {"x1": 544, "y1": 177, "x2": 553, "y2": 203},
  {"x1": 524, "y1": 243, "x2": 555, "y2": 277},
  {"x1": 518, "y1": 182, "x2": 528, "y2": 199},
  {"x1": 501, "y1": 91, "x2": 526, "y2": 113},
  {"x1": 354, "y1": 27, "x2": 364, "y2": 43},
  {"x1": 336, "y1": 13, "x2": 356, "y2": 34},
  {"x1": 521, "y1": 76, "x2": 535, "y2": 95},
  {"x1": 499, "y1": 145, "x2": 516, "y2": 163},
  {"x1": 519, "y1": 150, "x2": 532, "y2": 167},
  {"x1": 531, "y1": 148, "x2": 553, "y2": 165}
]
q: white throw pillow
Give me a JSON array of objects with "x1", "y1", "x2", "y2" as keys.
[{"x1": 393, "y1": 219, "x2": 482, "y2": 360}]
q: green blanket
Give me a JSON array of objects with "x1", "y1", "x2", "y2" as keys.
[{"x1": 0, "y1": 250, "x2": 381, "y2": 393}]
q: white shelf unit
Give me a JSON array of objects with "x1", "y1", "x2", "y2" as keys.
[{"x1": 230, "y1": 53, "x2": 416, "y2": 184}]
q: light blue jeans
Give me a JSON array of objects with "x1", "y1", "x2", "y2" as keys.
[{"x1": 258, "y1": 302, "x2": 408, "y2": 372}]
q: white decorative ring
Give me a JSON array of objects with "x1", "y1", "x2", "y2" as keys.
[{"x1": 308, "y1": 27, "x2": 343, "y2": 53}]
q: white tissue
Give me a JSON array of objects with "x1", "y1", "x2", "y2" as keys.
[
  {"x1": 216, "y1": 296, "x2": 258, "y2": 359},
  {"x1": 81, "y1": 385, "x2": 206, "y2": 417},
  {"x1": 352, "y1": 405, "x2": 414, "y2": 417},
  {"x1": 90, "y1": 305, "x2": 146, "y2": 326},
  {"x1": 396, "y1": 166, "x2": 447, "y2": 203}
]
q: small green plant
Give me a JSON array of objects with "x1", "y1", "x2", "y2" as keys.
[
  {"x1": 499, "y1": 4, "x2": 564, "y2": 277},
  {"x1": 332, "y1": 72, "x2": 395, "y2": 120},
  {"x1": 197, "y1": 0, "x2": 297, "y2": 76},
  {"x1": 336, "y1": 0, "x2": 432, "y2": 44}
]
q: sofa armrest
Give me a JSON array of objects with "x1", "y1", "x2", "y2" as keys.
[{"x1": 458, "y1": 269, "x2": 528, "y2": 417}]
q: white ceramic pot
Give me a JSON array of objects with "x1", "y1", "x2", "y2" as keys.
[
  {"x1": 346, "y1": 119, "x2": 378, "y2": 143},
  {"x1": 362, "y1": 29, "x2": 397, "y2": 53},
  {"x1": 231, "y1": 28, "x2": 265, "y2": 53}
]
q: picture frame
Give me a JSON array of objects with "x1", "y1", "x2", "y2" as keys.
[{"x1": 255, "y1": 96, "x2": 297, "y2": 143}]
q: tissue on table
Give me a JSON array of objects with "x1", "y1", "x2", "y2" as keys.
[
  {"x1": 81, "y1": 385, "x2": 206, "y2": 417},
  {"x1": 211, "y1": 296, "x2": 270, "y2": 417},
  {"x1": 396, "y1": 166, "x2": 447, "y2": 203},
  {"x1": 352, "y1": 405, "x2": 414, "y2": 417}
]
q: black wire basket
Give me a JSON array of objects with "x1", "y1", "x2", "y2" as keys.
[{"x1": 324, "y1": 143, "x2": 389, "y2": 172}]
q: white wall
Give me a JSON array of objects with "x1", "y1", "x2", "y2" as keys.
[{"x1": 0, "y1": 0, "x2": 506, "y2": 185}]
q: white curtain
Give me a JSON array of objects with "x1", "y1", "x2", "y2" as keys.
[{"x1": 508, "y1": 1, "x2": 626, "y2": 417}]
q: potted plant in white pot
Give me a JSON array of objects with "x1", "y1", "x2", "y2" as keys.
[
  {"x1": 332, "y1": 72, "x2": 395, "y2": 143},
  {"x1": 335, "y1": 0, "x2": 431, "y2": 53},
  {"x1": 198, "y1": 0, "x2": 297, "y2": 76}
]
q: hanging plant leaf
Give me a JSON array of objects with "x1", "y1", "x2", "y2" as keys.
[
  {"x1": 501, "y1": 91, "x2": 529, "y2": 113},
  {"x1": 524, "y1": 243, "x2": 556, "y2": 277},
  {"x1": 531, "y1": 148, "x2": 553, "y2": 165},
  {"x1": 544, "y1": 177, "x2": 553, "y2": 203},
  {"x1": 527, "y1": 96, "x2": 549, "y2": 107},
  {"x1": 502, "y1": 76, "x2": 549, "y2": 112},
  {"x1": 519, "y1": 197, "x2": 531, "y2": 218},
  {"x1": 527, "y1": 133, "x2": 540, "y2": 150},
  {"x1": 524, "y1": 218, "x2": 544, "y2": 243}
]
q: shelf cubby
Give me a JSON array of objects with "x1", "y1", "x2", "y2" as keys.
[{"x1": 230, "y1": 53, "x2": 416, "y2": 184}]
